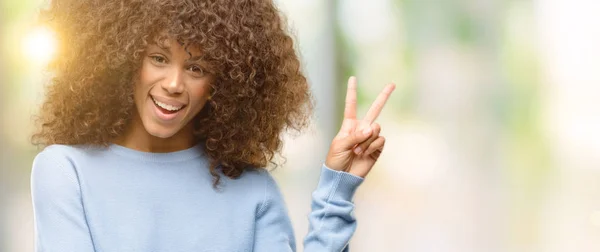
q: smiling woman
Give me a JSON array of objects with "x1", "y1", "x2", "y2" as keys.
[
  {"x1": 115, "y1": 39, "x2": 215, "y2": 148},
  {"x1": 29, "y1": 0, "x2": 393, "y2": 251},
  {"x1": 31, "y1": 0, "x2": 314, "y2": 183}
]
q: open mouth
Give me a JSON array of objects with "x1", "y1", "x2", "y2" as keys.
[
  {"x1": 151, "y1": 96, "x2": 186, "y2": 120},
  {"x1": 152, "y1": 97, "x2": 183, "y2": 112}
]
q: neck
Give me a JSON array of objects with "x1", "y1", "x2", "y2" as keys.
[{"x1": 113, "y1": 113, "x2": 198, "y2": 153}]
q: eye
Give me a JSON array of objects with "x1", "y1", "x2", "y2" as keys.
[
  {"x1": 187, "y1": 65, "x2": 205, "y2": 76},
  {"x1": 149, "y1": 55, "x2": 167, "y2": 64}
]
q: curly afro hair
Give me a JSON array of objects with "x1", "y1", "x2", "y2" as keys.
[{"x1": 32, "y1": 0, "x2": 314, "y2": 185}]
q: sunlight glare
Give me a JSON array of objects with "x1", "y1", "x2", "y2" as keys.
[{"x1": 22, "y1": 26, "x2": 57, "y2": 65}]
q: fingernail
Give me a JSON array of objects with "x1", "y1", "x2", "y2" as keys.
[
  {"x1": 354, "y1": 147, "x2": 362, "y2": 154},
  {"x1": 362, "y1": 128, "x2": 371, "y2": 135}
]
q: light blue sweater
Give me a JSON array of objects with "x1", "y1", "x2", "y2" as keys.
[{"x1": 31, "y1": 142, "x2": 364, "y2": 251}]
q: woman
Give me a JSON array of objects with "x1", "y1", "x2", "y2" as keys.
[{"x1": 30, "y1": 0, "x2": 394, "y2": 251}]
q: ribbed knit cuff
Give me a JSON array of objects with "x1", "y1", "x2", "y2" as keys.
[{"x1": 319, "y1": 164, "x2": 364, "y2": 201}]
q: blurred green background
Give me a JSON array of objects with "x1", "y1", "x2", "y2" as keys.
[{"x1": 2, "y1": 0, "x2": 600, "y2": 251}]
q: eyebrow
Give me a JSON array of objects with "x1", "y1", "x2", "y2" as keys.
[
  {"x1": 186, "y1": 55, "x2": 204, "y2": 63},
  {"x1": 150, "y1": 44, "x2": 172, "y2": 56},
  {"x1": 149, "y1": 43, "x2": 205, "y2": 63}
]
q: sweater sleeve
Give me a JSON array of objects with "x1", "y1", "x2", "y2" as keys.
[
  {"x1": 303, "y1": 164, "x2": 364, "y2": 251},
  {"x1": 30, "y1": 147, "x2": 96, "y2": 252},
  {"x1": 253, "y1": 164, "x2": 363, "y2": 252}
]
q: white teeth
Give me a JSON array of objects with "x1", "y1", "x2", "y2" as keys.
[{"x1": 152, "y1": 98, "x2": 183, "y2": 111}]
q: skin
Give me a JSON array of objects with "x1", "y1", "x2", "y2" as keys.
[
  {"x1": 114, "y1": 38, "x2": 214, "y2": 153},
  {"x1": 116, "y1": 38, "x2": 396, "y2": 177},
  {"x1": 325, "y1": 77, "x2": 396, "y2": 178}
]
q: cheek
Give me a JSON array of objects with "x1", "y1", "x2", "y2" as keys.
[
  {"x1": 138, "y1": 62, "x2": 159, "y2": 88},
  {"x1": 191, "y1": 87, "x2": 209, "y2": 100},
  {"x1": 189, "y1": 81, "x2": 212, "y2": 103},
  {"x1": 134, "y1": 65, "x2": 159, "y2": 105}
]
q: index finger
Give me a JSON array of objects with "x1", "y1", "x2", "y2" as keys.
[
  {"x1": 344, "y1": 76, "x2": 358, "y2": 119},
  {"x1": 363, "y1": 83, "x2": 396, "y2": 124}
]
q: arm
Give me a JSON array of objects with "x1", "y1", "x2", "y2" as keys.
[
  {"x1": 31, "y1": 147, "x2": 95, "y2": 252},
  {"x1": 254, "y1": 77, "x2": 394, "y2": 251},
  {"x1": 303, "y1": 164, "x2": 363, "y2": 252}
]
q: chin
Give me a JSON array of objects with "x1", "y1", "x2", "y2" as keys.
[
  {"x1": 149, "y1": 130, "x2": 177, "y2": 139},
  {"x1": 143, "y1": 122, "x2": 180, "y2": 139}
]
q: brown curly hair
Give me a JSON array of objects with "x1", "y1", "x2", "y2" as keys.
[{"x1": 31, "y1": 0, "x2": 313, "y2": 185}]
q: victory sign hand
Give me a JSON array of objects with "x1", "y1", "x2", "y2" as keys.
[{"x1": 325, "y1": 76, "x2": 396, "y2": 178}]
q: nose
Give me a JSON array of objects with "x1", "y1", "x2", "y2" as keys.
[{"x1": 162, "y1": 69, "x2": 185, "y2": 94}]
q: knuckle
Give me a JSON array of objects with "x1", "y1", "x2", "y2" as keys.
[
  {"x1": 373, "y1": 123, "x2": 381, "y2": 133},
  {"x1": 368, "y1": 135, "x2": 378, "y2": 143}
]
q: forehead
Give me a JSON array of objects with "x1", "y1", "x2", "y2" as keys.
[{"x1": 153, "y1": 36, "x2": 202, "y2": 56}]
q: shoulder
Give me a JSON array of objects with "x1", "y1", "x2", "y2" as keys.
[
  {"x1": 238, "y1": 168, "x2": 287, "y2": 213},
  {"x1": 236, "y1": 167, "x2": 280, "y2": 192},
  {"x1": 33, "y1": 144, "x2": 79, "y2": 171},
  {"x1": 31, "y1": 144, "x2": 101, "y2": 184},
  {"x1": 31, "y1": 145, "x2": 92, "y2": 200},
  {"x1": 34, "y1": 144, "x2": 94, "y2": 162},
  {"x1": 221, "y1": 167, "x2": 284, "y2": 206},
  {"x1": 32, "y1": 144, "x2": 79, "y2": 173},
  {"x1": 34, "y1": 144, "x2": 107, "y2": 167}
]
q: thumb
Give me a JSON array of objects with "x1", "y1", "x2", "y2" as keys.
[{"x1": 339, "y1": 127, "x2": 372, "y2": 150}]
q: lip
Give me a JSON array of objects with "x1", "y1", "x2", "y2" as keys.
[
  {"x1": 149, "y1": 97, "x2": 186, "y2": 122},
  {"x1": 150, "y1": 95, "x2": 187, "y2": 108}
]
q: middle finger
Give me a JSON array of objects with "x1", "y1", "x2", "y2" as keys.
[{"x1": 363, "y1": 83, "x2": 395, "y2": 124}]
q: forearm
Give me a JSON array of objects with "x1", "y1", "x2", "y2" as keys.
[{"x1": 303, "y1": 164, "x2": 363, "y2": 251}]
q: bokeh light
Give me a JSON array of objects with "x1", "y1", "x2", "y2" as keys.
[{"x1": 21, "y1": 26, "x2": 57, "y2": 65}]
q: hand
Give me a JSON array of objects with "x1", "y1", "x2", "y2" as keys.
[{"x1": 325, "y1": 76, "x2": 395, "y2": 178}]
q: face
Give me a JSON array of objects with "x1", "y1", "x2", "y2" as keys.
[{"x1": 133, "y1": 38, "x2": 213, "y2": 139}]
